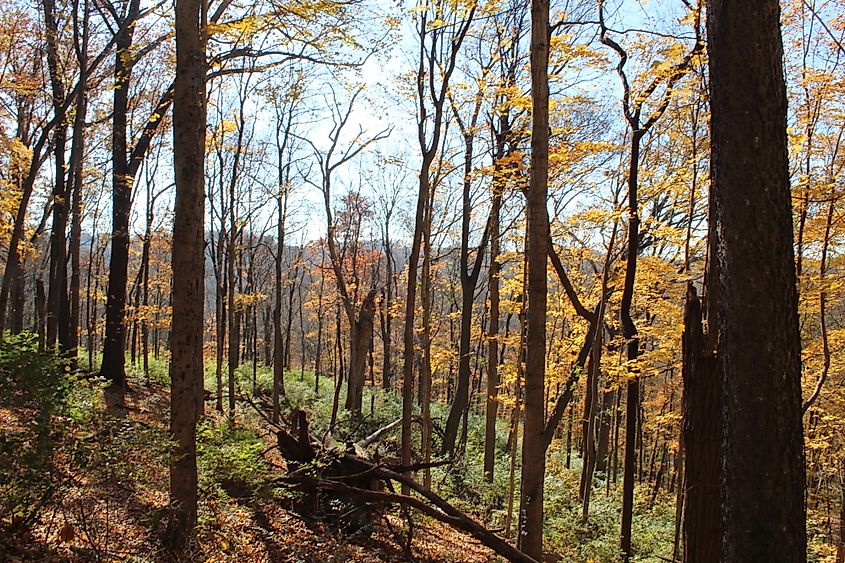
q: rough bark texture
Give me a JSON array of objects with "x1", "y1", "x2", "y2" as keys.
[
  {"x1": 682, "y1": 285, "x2": 719, "y2": 562},
  {"x1": 708, "y1": 1, "x2": 807, "y2": 560},
  {"x1": 168, "y1": 0, "x2": 206, "y2": 546},
  {"x1": 518, "y1": 0, "x2": 549, "y2": 555}
]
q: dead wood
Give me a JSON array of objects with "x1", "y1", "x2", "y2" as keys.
[{"x1": 272, "y1": 409, "x2": 538, "y2": 563}]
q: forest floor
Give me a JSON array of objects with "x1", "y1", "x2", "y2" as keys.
[
  {"x1": 2, "y1": 345, "x2": 839, "y2": 562},
  {"x1": 0, "y1": 379, "x2": 502, "y2": 562}
]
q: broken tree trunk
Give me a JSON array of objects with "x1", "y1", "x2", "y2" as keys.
[{"x1": 273, "y1": 409, "x2": 538, "y2": 563}]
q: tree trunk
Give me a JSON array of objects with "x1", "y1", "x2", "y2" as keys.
[
  {"x1": 381, "y1": 222, "x2": 393, "y2": 390},
  {"x1": 35, "y1": 279, "x2": 47, "y2": 350},
  {"x1": 581, "y1": 305, "x2": 603, "y2": 523},
  {"x1": 619, "y1": 129, "x2": 644, "y2": 562},
  {"x1": 215, "y1": 231, "x2": 226, "y2": 413},
  {"x1": 682, "y1": 285, "x2": 719, "y2": 562},
  {"x1": 346, "y1": 290, "x2": 377, "y2": 415},
  {"x1": 442, "y1": 92, "x2": 488, "y2": 455},
  {"x1": 420, "y1": 196, "x2": 433, "y2": 488},
  {"x1": 42, "y1": 0, "x2": 70, "y2": 353},
  {"x1": 596, "y1": 387, "x2": 614, "y2": 473},
  {"x1": 403, "y1": 0, "x2": 476, "y2": 491},
  {"x1": 708, "y1": 0, "x2": 806, "y2": 559},
  {"x1": 67, "y1": 0, "x2": 90, "y2": 367},
  {"x1": 518, "y1": 0, "x2": 549, "y2": 553},
  {"x1": 168, "y1": 0, "x2": 205, "y2": 544},
  {"x1": 101, "y1": 0, "x2": 142, "y2": 387},
  {"x1": 482, "y1": 119, "x2": 516, "y2": 476}
]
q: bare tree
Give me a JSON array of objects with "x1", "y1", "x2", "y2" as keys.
[{"x1": 305, "y1": 84, "x2": 389, "y2": 419}]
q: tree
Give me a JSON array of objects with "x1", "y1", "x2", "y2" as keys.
[
  {"x1": 308, "y1": 85, "x2": 389, "y2": 419},
  {"x1": 41, "y1": 0, "x2": 70, "y2": 352},
  {"x1": 518, "y1": 0, "x2": 550, "y2": 557},
  {"x1": 168, "y1": 0, "x2": 206, "y2": 545},
  {"x1": 707, "y1": 0, "x2": 807, "y2": 560},
  {"x1": 483, "y1": 0, "x2": 527, "y2": 483},
  {"x1": 597, "y1": 2, "x2": 703, "y2": 557},
  {"x1": 100, "y1": 0, "x2": 178, "y2": 387},
  {"x1": 440, "y1": 47, "x2": 493, "y2": 456},
  {"x1": 402, "y1": 0, "x2": 477, "y2": 490},
  {"x1": 67, "y1": 0, "x2": 91, "y2": 367}
]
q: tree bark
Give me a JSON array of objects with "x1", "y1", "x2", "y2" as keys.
[
  {"x1": 483, "y1": 158, "x2": 502, "y2": 482},
  {"x1": 708, "y1": 0, "x2": 807, "y2": 560},
  {"x1": 682, "y1": 285, "x2": 719, "y2": 562},
  {"x1": 68, "y1": 0, "x2": 90, "y2": 368},
  {"x1": 518, "y1": 0, "x2": 549, "y2": 554},
  {"x1": 168, "y1": 0, "x2": 206, "y2": 545},
  {"x1": 101, "y1": 0, "x2": 142, "y2": 387}
]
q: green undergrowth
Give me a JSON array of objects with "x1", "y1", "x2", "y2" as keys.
[
  {"x1": 2, "y1": 338, "x2": 681, "y2": 562},
  {"x1": 207, "y1": 362, "x2": 680, "y2": 562}
]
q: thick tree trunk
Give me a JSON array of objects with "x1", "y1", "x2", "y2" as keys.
[
  {"x1": 708, "y1": 0, "x2": 807, "y2": 560},
  {"x1": 168, "y1": 0, "x2": 206, "y2": 545}
]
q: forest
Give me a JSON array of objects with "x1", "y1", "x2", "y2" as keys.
[{"x1": 0, "y1": 0, "x2": 841, "y2": 560}]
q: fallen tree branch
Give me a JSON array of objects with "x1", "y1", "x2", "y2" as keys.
[
  {"x1": 290, "y1": 477, "x2": 538, "y2": 563},
  {"x1": 356, "y1": 417, "x2": 403, "y2": 449},
  {"x1": 271, "y1": 409, "x2": 538, "y2": 563}
]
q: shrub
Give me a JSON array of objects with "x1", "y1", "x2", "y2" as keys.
[{"x1": 0, "y1": 332, "x2": 72, "y2": 524}]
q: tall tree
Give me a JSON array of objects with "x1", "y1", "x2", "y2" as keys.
[
  {"x1": 441, "y1": 60, "x2": 492, "y2": 455},
  {"x1": 308, "y1": 86, "x2": 388, "y2": 418},
  {"x1": 707, "y1": 0, "x2": 807, "y2": 560},
  {"x1": 518, "y1": 0, "x2": 549, "y2": 556},
  {"x1": 67, "y1": 0, "x2": 91, "y2": 366},
  {"x1": 598, "y1": 2, "x2": 703, "y2": 557},
  {"x1": 402, "y1": 0, "x2": 477, "y2": 489},
  {"x1": 168, "y1": 0, "x2": 206, "y2": 546},
  {"x1": 41, "y1": 0, "x2": 70, "y2": 351},
  {"x1": 100, "y1": 0, "x2": 142, "y2": 386},
  {"x1": 483, "y1": 0, "x2": 526, "y2": 482}
]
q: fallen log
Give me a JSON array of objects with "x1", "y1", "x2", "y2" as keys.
[
  {"x1": 291, "y1": 476, "x2": 538, "y2": 563},
  {"x1": 272, "y1": 410, "x2": 538, "y2": 563}
]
